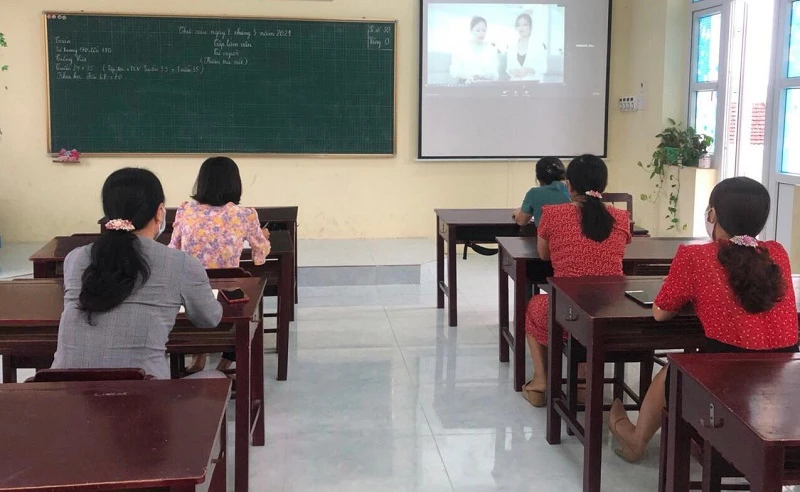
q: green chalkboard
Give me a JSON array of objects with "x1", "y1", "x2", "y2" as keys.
[{"x1": 45, "y1": 13, "x2": 396, "y2": 154}]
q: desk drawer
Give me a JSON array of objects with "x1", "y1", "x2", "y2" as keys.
[
  {"x1": 552, "y1": 290, "x2": 593, "y2": 345},
  {"x1": 680, "y1": 376, "x2": 759, "y2": 479}
]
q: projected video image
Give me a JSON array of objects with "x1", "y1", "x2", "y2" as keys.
[{"x1": 426, "y1": 3, "x2": 565, "y2": 86}]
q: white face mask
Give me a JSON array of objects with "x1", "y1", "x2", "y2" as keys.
[
  {"x1": 155, "y1": 206, "x2": 166, "y2": 240},
  {"x1": 705, "y1": 207, "x2": 715, "y2": 239}
]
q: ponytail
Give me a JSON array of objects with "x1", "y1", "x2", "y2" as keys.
[
  {"x1": 80, "y1": 231, "x2": 151, "y2": 321},
  {"x1": 709, "y1": 177, "x2": 782, "y2": 314},
  {"x1": 565, "y1": 154, "x2": 615, "y2": 242},
  {"x1": 717, "y1": 242, "x2": 785, "y2": 314},
  {"x1": 80, "y1": 168, "x2": 165, "y2": 322},
  {"x1": 579, "y1": 196, "x2": 615, "y2": 242}
]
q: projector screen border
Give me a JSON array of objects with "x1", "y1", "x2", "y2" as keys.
[{"x1": 416, "y1": 0, "x2": 613, "y2": 161}]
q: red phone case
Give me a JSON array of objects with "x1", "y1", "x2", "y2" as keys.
[{"x1": 220, "y1": 290, "x2": 249, "y2": 304}]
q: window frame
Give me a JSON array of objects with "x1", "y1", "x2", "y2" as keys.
[
  {"x1": 688, "y1": 1, "x2": 730, "y2": 169},
  {"x1": 764, "y1": 0, "x2": 800, "y2": 240}
]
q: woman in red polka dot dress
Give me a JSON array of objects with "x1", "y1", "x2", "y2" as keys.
[
  {"x1": 609, "y1": 177, "x2": 799, "y2": 463},
  {"x1": 522, "y1": 155, "x2": 631, "y2": 407}
]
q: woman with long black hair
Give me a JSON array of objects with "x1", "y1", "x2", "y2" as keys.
[
  {"x1": 52, "y1": 168, "x2": 222, "y2": 379},
  {"x1": 608, "y1": 177, "x2": 798, "y2": 462},
  {"x1": 521, "y1": 154, "x2": 632, "y2": 407}
]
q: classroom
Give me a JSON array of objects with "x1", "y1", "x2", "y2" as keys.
[{"x1": 1, "y1": 0, "x2": 799, "y2": 491}]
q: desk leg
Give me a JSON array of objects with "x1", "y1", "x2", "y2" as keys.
[
  {"x1": 293, "y1": 222, "x2": 298, "y2": 315},
  {"x1": 582, "y1": 333, "x2": 605, "y2": 492},
  {"x1": 752, "y1": 446, "x2": 785, "y2": 492},
  {"x1": 2, "y1": 356, "x2": 17, "y2": 383},
  {"x1": 666, "y1": 366, "x2": 691, "y2": 492},
  {"x1": 252, "y1": 301, "x2": 266, "y2": 447},
  {"x1": 498, "y1": 251, "x2": 509, "y2": 363},
  {"x1": 32, "y1": 261, "x2": 52, "y2": 279},
  {"x1": 436, "y1": 217, "x2": 445, "y2": 309},
  {"x1": 513, "y1": 260, "x2": 527, "y2": 392},
  {"x1": 701, "y1": 441, "x2": 723, "y2": 492},
  {"x1": 277, "y1": 253, "x2": 293, "y2": 381},
  {"x1": 208, "y1": 409, "x2": 228, "y2": 492},
  {"x1": 234, "y1": 320, "x2": 251, "y2": 492},
  {"x1": 447, "y1": 227, "x2": 458, "y2": 327},
  {"x1": 546, "y1": 293, "x2": 564, "y2": 445}
]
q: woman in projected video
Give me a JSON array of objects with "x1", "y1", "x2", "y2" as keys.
[
  {"x1": 506, "y1": 13, "x2": 548, "y2": 82},
  {"x1": 449, "y1": 16, "x2": 500, "y2": 84}
]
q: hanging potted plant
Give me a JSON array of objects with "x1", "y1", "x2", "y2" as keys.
[{"x1": 638, "y1": 119, "x2": 714, "y2": 232}]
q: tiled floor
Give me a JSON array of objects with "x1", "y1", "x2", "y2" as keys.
[{"x1": 256, "y1": 255, "x2": 669, "y2": 492}]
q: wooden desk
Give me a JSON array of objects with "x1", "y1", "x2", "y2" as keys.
[
  {"x1": 434, "y1": 208, "x2": 649, "y2": 327},
  {"x1": 29, "y1": 229, "x2": 295, "y2": 331},
  {"x1": 0, "y1": 277, "x2": 267, "y2": 492},
  {"x1": 666, "y1": 353, "x2": 800, "y2": 492},
  {"x1": 0, "y1": 378, "x2": 230, "y2": 492},
  {"x1": 545, "y1": 276, "x2": 800, "y2": 492},
  {"x1": 497, "y1": 237, "x2": 708, "y2": 392},
  {"x1": 100, "y1": 205, "x2": 299, "y2": 305}
]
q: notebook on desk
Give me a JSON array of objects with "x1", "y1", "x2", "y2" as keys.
[{"x1": 178, "y1": 289, "x2": 218, "y2": 314}]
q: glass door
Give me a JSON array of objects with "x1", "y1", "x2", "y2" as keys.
[
  {"x1": 765, "y1": 0, "x2": 800, "y2": 270},
  {"x1": 721, "y1": 0, "x2": 777, "y2": 182}
]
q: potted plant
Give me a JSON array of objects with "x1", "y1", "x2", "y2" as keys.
[
  {"x1": 638, "y1": 119, "x2": 714, "y2": 232},
  {"x1": 0, "y1": 31, "x2": 7, "y2": 73}
]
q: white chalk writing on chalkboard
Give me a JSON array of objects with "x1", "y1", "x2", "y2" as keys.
[{"x1": 367, "y1": 24, "x2": 393, "y2": 51}]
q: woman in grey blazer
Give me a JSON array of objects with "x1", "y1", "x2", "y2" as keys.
[{"x1": 52, "y1": 168, "x2": 223, "y2": 379}]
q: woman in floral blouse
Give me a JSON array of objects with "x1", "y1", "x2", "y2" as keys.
[{"x1": 170, "y1": 156, "x2": 271, "y2": 372}]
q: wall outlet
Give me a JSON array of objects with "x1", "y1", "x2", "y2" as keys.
[{"x1": 618, "y1": 96, "x2": 641, "y2": 112}]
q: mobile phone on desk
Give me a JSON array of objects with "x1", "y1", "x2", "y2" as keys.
[
  {"x1": 179, "y1": 289, "x2": 220, "y2": 313},
  {"x1": 625, "y1": 290, "x2": 654, "y2": 306},
  {"x1": 220, "y1": 288, "x2": 249, "y2": 304}
]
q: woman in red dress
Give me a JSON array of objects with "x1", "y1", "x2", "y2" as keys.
[
  {"x1": 522, "y1": 155, "x2": 631, "y2": 407},
  {"x1": 608, "y1": 177, "x2": 799, "y2": 462}
]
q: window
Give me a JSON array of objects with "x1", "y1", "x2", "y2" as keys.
[
  {"x1": 782, "y1": 88, "x2": 800, "y2": 173},
  {"x1": 779, "y1": 1, "x2": 800, "y2": 174},
  {"x1": 689, "y1": 8, "x2": 723, "y2": 158}
]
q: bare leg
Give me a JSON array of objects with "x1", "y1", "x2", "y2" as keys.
[
  {"x1": 187, "y1": 354, "x2": 208, "y2": 373},
  {"x1": 525, "y1": 334, "x2": 548, "y2": 392},
  {"x1": 608, "y1": 365, "x2": 667, "y2": 462},
  {"x1": 216, "y1": 358, "x2": 233, "y2": 371}
]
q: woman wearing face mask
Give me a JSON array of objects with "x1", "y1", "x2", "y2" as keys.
[
  {"x1": 506, "y1": 13, "x2": 548, "y2": 82},
  {"x1": 52, "y1": 168, "x2": 223, "y2": 380},
  {"x1": 608, "y1": 177, "x2": 798, "y2": 463},
  {"x1": 449, "y1": 16, "x2": 500, "y2": 83}
]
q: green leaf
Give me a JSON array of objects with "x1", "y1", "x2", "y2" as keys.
[
  {"x1": 668, "y1": 207, "x2": 677, "y2": 213},
  {"x1": 0, "y1": 65, "x2": 7, "y2": 72}
]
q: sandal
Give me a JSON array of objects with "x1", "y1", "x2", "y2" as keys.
[
  {"x1": 608, "y1": 399, "x2": 646, "y2": 463},
  {"x1": 522, "y1": 380, "x2": 546, "y2": 407}
]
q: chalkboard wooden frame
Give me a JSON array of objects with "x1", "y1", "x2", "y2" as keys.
[{"x1": 43, "y1": 12, "x2": 398, "y2": 157}]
